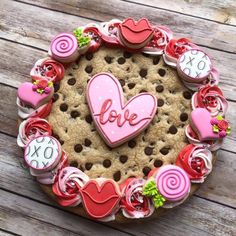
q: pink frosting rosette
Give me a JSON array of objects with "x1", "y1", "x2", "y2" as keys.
[
  {"x1": 143, "y1": 25, "x2": 173, "y2": 55},
  {"x1": 52, "y1": 167, "x2": 89, "y2": 207},
  {"x1": 176, "y1": 144, "x2": 213, "y2": 183},
  {"x1": 163, "y1": 38, "x2": 199, "y2": 67},
  {"x1": 17, "y1": 117, "x2": 52, "y2": 148},
  {"x1": 192, "y1": 85, "x2": 228, "y2": 117},
  {"x1": 120, "y1": 178, "x2": 154, "y2": 219}
]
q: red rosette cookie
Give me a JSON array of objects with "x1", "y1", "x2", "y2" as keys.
[
  {"x1": 53, "y1": 166, "x2": 89, "y2": 207},
  {"x1": 17, "y1": 117, "x2": 52, "y2": 148},
  {"x1": 163, "y1": 38, "x2": 198, "y2": 67},
  {"x1": 120, "y1": 178, "x2": 154, "y2": 219},
  {"x1": 176, "y1": 144, "x2": 213, "y2": 183},
  {"x1": 30, "y1": 58, "x2": 65, "y2": 83},
  {"x1": 192, "y1": 85, "x2": 228, "y2": 117}
]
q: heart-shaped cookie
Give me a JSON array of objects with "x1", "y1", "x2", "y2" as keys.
[
  {"x1": 86, "y1": 73, "x2": 157, "y2": 147},
  {"x1": 18, "y1": 82, "x2": 54, "y2": 109},
  {"x1": 80, "y1": 179, "x2": 121, "y2": 219},
  {"x1": 190, "y1": 108, "x2": 219, "y2": 141}
]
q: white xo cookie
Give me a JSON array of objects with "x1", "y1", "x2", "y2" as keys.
[
  {"x1": 24, "y1": 136, "x2": 62, "y2": 171},
  {"x1": 177, "y1": 49, "x2": 212, "y2": 82}
]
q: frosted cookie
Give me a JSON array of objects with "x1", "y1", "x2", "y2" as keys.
[{"x1": 16, "y1": 17, "x2": 230, "y2": 222}]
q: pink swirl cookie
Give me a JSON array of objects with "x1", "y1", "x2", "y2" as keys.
[
  {"x1": 49, "y1": 33, "x2": 79, "y2": 63},
  {"x1": 155, "y1": 165, "x2": 190, "y2": 202}
]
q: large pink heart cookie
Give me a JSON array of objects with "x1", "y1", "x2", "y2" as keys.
[{"x1": 86, "y1": 73, "x2": 157, "y2": 147}]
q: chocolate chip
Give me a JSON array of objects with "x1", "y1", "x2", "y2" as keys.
[
  {"x1": 139, "y1": 69, "x2": 147, "y2": 77},
  {"x1": 103, "y1": 159, "x2": 111, "y2": 168},
  {"x1": 183, "y1": 91, "x2": 192, "y2": 99},
  {"x1": 153, "y1": 56, "x2": 160, "y2": 65},
  {"x1": 85, "y1": 114, "x2": 93, "y2": 124},
  {"x1": 117, "y1": 57, "x2": 126, "y2": 64},
  {"x1": 156, "y1": 85, "x2": 164, "y2": 93},
  {"x1": 84, "y1": 138, "x2": 92, "y2": 147},
  {"x1": 67, "y1": 78, "x2": 76, "y2": 85},
  {"x1": 85, "y1": 162, "x2": 93, "y2": 170},
  {"x1": 70, "y1": 160, "x2": 78, "y2": 168},
  {"x1": 128, "y1": 140, "x2": 136, "y2": 148},
  {"x1": 113, "y1": 171, "x2": 121, "y2": 181},
  {"x1": 59, "y1": 140, "x2": 64, "y2": 145},
  {"x1": 119, "y1": 79, "x2": 125, "y2": 87},
  {"x1": 158, "y1": 99, "x2": 164, "y2": 107},
  {"x1": 140, "y1": 89, "x2": 147, "y2": 93},
  {"x1": 119, "y1": 155, "x2": 128, "y2": 163},
  {"x1": 144, "y1": 147, "x2": 153, "y2": 155},
  {"x1": 160, "y1": 147, "x2": 169, "y2": 155},
  {"x1": 85, "y1": 53, "x2": 93, "y2": 60},
  {"x1": 123, "y1": 51, "x2": 132, "y2": 58},
  {"x1": 142, "y1": 167, "x2": 151, "y2": 176},
  {"x1": 154, "y1": 159, "x2": 163, "y2": 167},
  {"x1": 104, "y1": 56, "x2": 112, "y2": 64},
  {"x1": 60, "y1": 103, "x2": 68, "y2": 112},
  {"x1": 74, "y1": 144, "x2": 83, "y2": 153},
  {"x1": 128, "y1": 83, "x2": 136, "y2": 89},
  {"x1": 54, "y1": 83, "x2": 60, "y2": 92},
  {"x1": 53, "y1": 93, "x2": 59, "y2": 102},
  {"x1": 180, "y1": 113, "x2": 188, "y2": 122},
  {"x1": 169, "y1": 125, "x2": 178, "y2": 134},
  {"x1": 71, "y1": 110, "x2": 80, "y2": 118},
  {"x1": 85, "y1": 65, "x2": 93, "y2": 73},
  {"x1": 158, "y1": 68, "x2": 166, "y2": 77},
  {"x1": 52, "y1": 133, "x2": 60, "y2": 140}
]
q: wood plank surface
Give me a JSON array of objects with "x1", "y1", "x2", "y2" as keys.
[
  {"x1": 125, "y1": 0, "x2": 236, "y2": 26},
  {"x1": 0, "y1": 0, "x2": 236, "y2": 235},
  {"x1": 10, "y1": 0, "x2": 236, "y2": 53}
]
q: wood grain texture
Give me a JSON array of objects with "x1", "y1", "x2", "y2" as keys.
[
  {"x1": 0, "y1": 0, "x2": 236, "y2": 234},
  {"x1": 126, "y1": 0, "x2": 236, "y2": 26},
  {"x1": 10, "y1": 0, "x2": 236, "y2": 53}
]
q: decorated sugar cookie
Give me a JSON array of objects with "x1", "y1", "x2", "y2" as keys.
[{"x1": 16, "y1": 17, "x2": 231, "y2": 222}]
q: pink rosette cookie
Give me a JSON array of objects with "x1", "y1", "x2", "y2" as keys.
[
  {"x1": 30, "y1": 58, "x2": 65, "y2": 83},
  {"x1": 17, "y1": 117, "x2": 52, "y2": 148},
  {"x1": 192, "y1": 85, "x2": 228, "y2": 117},
  {"x1": 53, "y1": 167, "x2": 89, "y2": 207},
  {"x1": 120, "y1": 178, "x2": 154, "y2": 219},
  {"x1": 100, "y1": 19, "x2": 122, "y2": 47},
  {"x1": 83, "y1": 25, "x2": 102, "y2": 52},
  {"x1": 163, "y1": 38, "x2": 198, "y2": 67},
  {"x1": 30, "y1": 150, "x2": 68, "y2": 185},
  {"x1": 155, "y1": 165, "x2": 190, "y2": 205},
  {"x1": 143, "y1": 25, "x2": 173, "y2": 55},
  {"x1": 185, "y1": 125, "x2": 223, "y2": 151},
  {"x1": 49, "y1": 33, "x2": 79, "y2": 63},
  {"x1": 176, "y1": 144, "x2": 213, "y2": 183}
]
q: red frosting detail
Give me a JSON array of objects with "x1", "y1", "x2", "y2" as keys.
[
  {"x1": 176, "y1": 144, "x2": 207, "y2": 181},
  {"x1": 83, "y1": 26, "x2": 102, "y2": 52},
  {"x1": 80, "y1": 180, "x2": 121, "y2": 219},
  {"x1": 33, "y1": 99, "x2": 53, "y2": 119},
  {"x1": 31, "y1": 59, "x2": 65, "y2": 82},
  {"x1": 196, "y1": 85, "x2": 223, "y2": 109},
  {"x1": 119, "y1": 18, "x2": 154, "y2": 49},
  {"x1": 165, "y1": 38, "x2": 197, "y2": 59}
]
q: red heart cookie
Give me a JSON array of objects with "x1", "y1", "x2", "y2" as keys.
[
  {"x1": 118, "y1": 18, "x2": 154, "y2": 49},
  {"x1": 80, "y1": 179, "x2": 121, "y2": 219}
]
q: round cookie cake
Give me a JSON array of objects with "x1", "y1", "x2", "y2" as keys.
[{"x1": 16, "y1": 18, "x2": 231, "y2": 221}]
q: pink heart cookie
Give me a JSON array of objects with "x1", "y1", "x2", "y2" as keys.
[
  {"x1": 190, "y1": 108, "x2": 219, "y2": 141},
  {"x1": 86, "y1": 73, "x2": 157, "y2": 147},
  {"x1": 18, "y1": 82, "x2": 54, "y2": 109}
]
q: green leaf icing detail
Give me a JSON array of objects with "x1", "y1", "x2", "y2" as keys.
[
  {"x1": 142, "y1": 178, "x2": 166, "y2": 208},
  {"x1": 73, "y1": 28, "x2": 91, "y2": 48},
  {"x1": 213, "y1": 125, "x2": 219, "y2": 133},
  {"x1": 216, "y1": 115, "x2": 223, "y2": 121}
]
